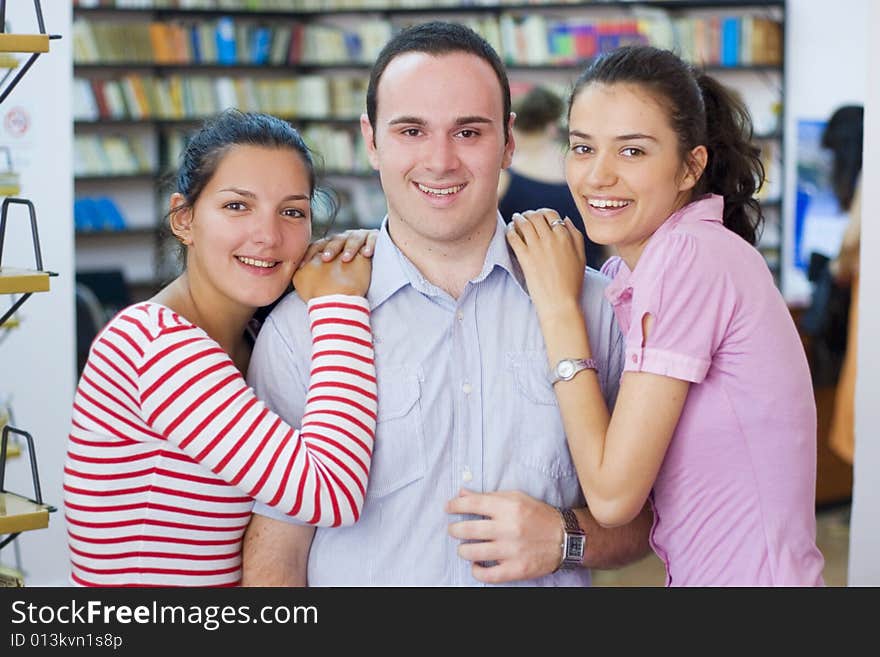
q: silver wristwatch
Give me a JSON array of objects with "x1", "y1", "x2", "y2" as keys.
[
  {"x1": 555, "y1": 507, "x2": 586, "y2": 571},
  {"x1": 550, "y1": 357, "x2": 598, "y2": 385}
]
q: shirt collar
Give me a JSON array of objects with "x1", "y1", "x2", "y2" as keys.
[
  {"x1": 603, "y1": 194, "x2": 724, "y2": 306},
  {"x1": 367, "y1": 213, "x2": 528, "y2": 309},
  {"x1": 658, "y1": 193, "x2": 724, "y2": 234},
  {"x1": 479, "y1": 214, "x2": 529, "y2": 296}
]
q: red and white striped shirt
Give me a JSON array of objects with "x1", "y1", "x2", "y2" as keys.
[{"x1": 64, "y1": 295, "x2": 376, "y2": 587}]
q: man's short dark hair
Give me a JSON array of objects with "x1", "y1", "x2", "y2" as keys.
[{"x1": 366, "y1": 21, "x2": 511, "y2": 143}]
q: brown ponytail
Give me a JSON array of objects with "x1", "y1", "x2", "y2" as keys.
[{"x1": 693, "y1": 73, "x2": 764, "y2": 245}]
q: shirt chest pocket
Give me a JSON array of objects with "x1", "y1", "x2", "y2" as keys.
[
  {"x1": 368, "y1": 365, "x2": 428, "y2": 499},
  {"x1": 506, "y1": 351, "x2": 577, "y2": 480}
]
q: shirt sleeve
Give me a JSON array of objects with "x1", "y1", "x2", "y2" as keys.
[
  {"x1": 582, "y1": 266, "x2": 624, "y2": 409},
  {"x1": 136, "y1": 294, "x2": 377, "y2": 527},
  {"x1": 624, "y1": 232, "x2": 734, "y2": 384},
  {"x1": 248, "y1": 295, "x2": 321, "y2": 525},
  {"x1": 604, "y1": 316, "x2": 625, "y2": 407}
]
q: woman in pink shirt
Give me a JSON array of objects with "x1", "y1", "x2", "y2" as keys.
[{"x1": 507, "y1": 46, "x2": 824, "y2": 586}]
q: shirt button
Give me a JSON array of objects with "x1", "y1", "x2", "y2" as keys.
[
  {"x1": 462, "y1": 467, "x2": 473, "y2": 483},
  {"x1": 462, "y1": 383, "x2": 473, "y2": 394},
  {"x1": 457, "y1": 311, "x2": 464, "y2": 322}
]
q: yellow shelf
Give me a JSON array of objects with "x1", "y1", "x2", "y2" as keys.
[
  {"x1": 0, "y1": 491, "x2": 49, "y2": 533},
  {"x1": 0, "y1": 267, "x2": 50, "y2": 294},
  {"x1": 0, "y1": 34, "x2": 50, "y2": 54}
]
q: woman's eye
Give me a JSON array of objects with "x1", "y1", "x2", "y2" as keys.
[
  {"x1": 224, "y1": 201, "x2": 247, "y2": 211},
  {"x1": 570, "y1": 144, "x2": 592, "y2": 155},
  {"x1": 282, "y1": 208, "x2": 306, "y2": 218},
  {"x1": 621, "y1": 147, "x2": 644, "y2": 157}
]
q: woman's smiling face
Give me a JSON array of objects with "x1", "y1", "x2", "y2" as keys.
[
  {"x1": 176, "y1": 144, "x2": 313, "y2": 311},
  {"x1": 565, "y1": 82, "x2": 705, "y2": 268}
]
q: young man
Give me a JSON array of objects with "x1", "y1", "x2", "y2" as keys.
[{"x1": 242, "y1": 22, "x2": 652, "y2": 586}]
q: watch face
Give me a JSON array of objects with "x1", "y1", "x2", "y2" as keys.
[
  {"x1": 557, "y1": 360, "x2": 575, "y2": 379},
  {"x1": 566, "y1": 534, "x2": 586, "y2": 561}
]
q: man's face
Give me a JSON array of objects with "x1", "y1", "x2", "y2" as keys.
[{"x1": 361, "y1": 51, "x2": 515, "y2": 248}]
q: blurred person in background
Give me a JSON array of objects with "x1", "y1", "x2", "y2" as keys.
[
  {"x1": 823, "y1": 105, "x2": 863, "y2": 466},
  {"x1": 498, "y1": 85, "x2": 606, "y2": 268}
]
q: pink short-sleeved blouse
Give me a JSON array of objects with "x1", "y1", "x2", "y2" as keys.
[{"x1": 601, "y1": 194, "x2": 825, "y2": 586}]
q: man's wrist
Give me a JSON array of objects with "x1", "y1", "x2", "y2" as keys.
[{"x1": 553, "y1": 507, "x2": 586, "y2": 572}]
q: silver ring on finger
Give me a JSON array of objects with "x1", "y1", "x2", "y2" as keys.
[{"x1": 549, "y1": 218, "x2": 565, "y2": 228}]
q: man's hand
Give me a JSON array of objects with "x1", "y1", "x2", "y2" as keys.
[
  {"x1": 447, "y1": 490, "x2": 654, "y2": 583},
  {"x1": 446, "y1": 489, "x2": 563, "y2": 584}
]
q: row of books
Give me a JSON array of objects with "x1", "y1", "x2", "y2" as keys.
[
  {"x1": 74, "y1": 74, "x2": 368, "y2": 122},
  {"x1": 75, "y1": 121, "x2": 775, "y2": 196},
  {"x1": 75, "y1": 135, "x2": 153, "y2": 177},
  {"x1": 162, "y1": 123, "x2": 372, "y2": 175},
  {"x1": 73, "y1": 12, "x2": 781, "y2": 69},
  {"x1": 74, "y1": 1, "x2": 595, "y2": 11},
  {"x1": 490, "y1": 12, "x2": 782, "y2": 67},
  {"x1": 73, "y1": 18, "x2": 393, "y2": 65}
]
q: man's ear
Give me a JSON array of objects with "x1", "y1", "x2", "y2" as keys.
[
  {"x1": 168, "y1": 192, "x2": 193, "y2": 245},
  {"x1": 360, "y1": 113, "x2": 380, "y2": 171},
  {"x1": 502, "y1": 112, "x2": 517, "y2": 170},
  {"x1": 679, "y1": 145, "x2": 708, "y2": 192}
]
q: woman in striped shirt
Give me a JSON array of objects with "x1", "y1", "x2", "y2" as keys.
[{"x1": 64, "y1": 110, "x2": 378, "y2": 587}]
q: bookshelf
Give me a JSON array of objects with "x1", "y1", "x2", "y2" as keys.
[
  {"x1": 0, "y1": 0, "x2": 60, "y2": 587},
  {"x1": 72, "y1": 0, "x2": 786, "y2": 295}
]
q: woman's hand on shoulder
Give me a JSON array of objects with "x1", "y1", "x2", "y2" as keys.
[
  {"x1": 505, "y1": 209, "x2": 586, "y2": 313},
  {"x1": 293, "y1": 250, "x2": 372, "y2": 301},
  {"x1": 300, "y1": 228, "x2": 378, "y2": 267}
]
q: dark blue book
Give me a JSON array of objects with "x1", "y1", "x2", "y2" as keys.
[
  {"x1": 343, "y1": 31, "x2": 362, "y2": 62},
  {"x1": 251, "y1": 26, "x2": 271, "y2": 64},
  {"x1": 190, "y1": 24, "x2": 202, "y2": 63}
]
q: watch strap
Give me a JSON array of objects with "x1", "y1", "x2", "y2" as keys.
[
  {"x1": 550, "y1": 357, "x2": 599, "y2": 385},
  {"x1": 554, "y1": 507, "x2": 586, "y2": 572},
  {"x1": 559, "y1": 507, "x2": 582, "y2": 534}
]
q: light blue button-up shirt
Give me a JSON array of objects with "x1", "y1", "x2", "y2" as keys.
[{"x1": 248, "y1": 216, "x2": 624, "y2": 586}]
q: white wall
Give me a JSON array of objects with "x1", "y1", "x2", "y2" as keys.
[
  {"x1": 848, "y1": 0, "x2": 880, "y2": 586},
  {"x1": 782, "y1": 0, "x2": 880, "y2": 586},
  {"x1": 782, "y1": 0, "x2": 869, "y2": 305},
  {"x1": 1, "y1": 3, "x2": 74, "y2": 585}
]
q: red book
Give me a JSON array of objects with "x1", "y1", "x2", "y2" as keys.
[
  {"x1": 573, "y1": 24, "x2": 597, "y2": 60},
  {"x1": 90, "y1": 78, "x2": 110, "y2": 119},
  {"x1": 287, "y1": 24, "x2": 304, "y2": 64}
]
